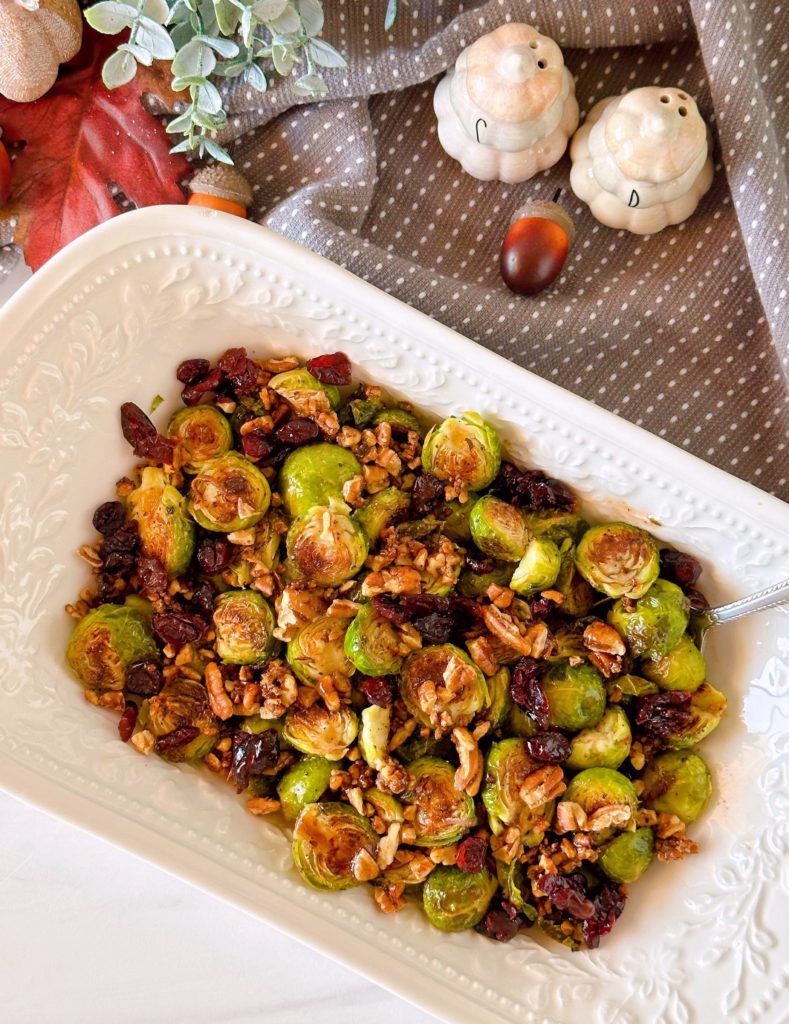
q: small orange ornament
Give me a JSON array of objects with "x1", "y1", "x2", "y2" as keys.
[
  {"x1": 187, "y1": 165, "x2": 253, "y2": 218},
  {"x1": 500, "y1": 198, "x2": 575, "y2": 295},
  {"x1": 0, "y1": 131, "x2": 12, "y2": 206}
]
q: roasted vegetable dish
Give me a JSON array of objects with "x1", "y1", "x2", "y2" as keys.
[{"x1": 65, "y1": 348, "x2": 723, "y2": 950}]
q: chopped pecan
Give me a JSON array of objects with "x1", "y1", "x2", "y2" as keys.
[
  {"x1": 554, "y1": 800, "x2": 588, "y2": 833},
  {"x1": 258, "y1": 659, "x2": 298, "y2": 719},
  {"x1": 245, "y1": 797, "x2": 281, "y2": 816},
  {"x1": 376, "y1": 822, "x2": 402, "y2": 870},
  {"x1": 482, "y1": 605, "x2": 550, "y2": 658},
  {"x1": 466, "y1": 635, "x2": 499, "y2": 676},
  {"x1": 519, "y1": 764, "x2": 567, "y2": 809},
  {"x1": 451, "y1": 726, "x2": 483, "y2": 796},
  {"x1": 131, "y1": 729, "x2": 155, "y2": 755},
  {"x1": 274, "y1": 585, "x2": 331, "y2": 641},
  {"x1": 205, "y1": 662, "x2": 234, "y2": 720},
  {"x1": 373, "y1": 882, "x2": 406, "y2": 914},
  {"x1": 586, "y1": 803, "x2": 634, "y2": 832},
  {"x1": 429, "y1": 844, "x2": 458, "y2": 865},
  {"x1": 351, "y1": 848, "x2": 380, "y2": 882},
  {"x1": 376, "y1": 756, "x2": 411, "y2": 795},
  {"x1": 486, "y1": 582, "x2": 514, "y2": 609}
]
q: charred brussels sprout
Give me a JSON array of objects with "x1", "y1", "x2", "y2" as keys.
[
  {"x1": 510, "y1": 536, "x2": 562, "y2": 595},
  {"x1": 562, "y1": 768, "x2": 638, "y2": 820},
  {"x1": 292, "y1": 802, "x2": 377, "y2": 891},
  {"x1": 422, "y1": 412, "x2": 501, "y2": 491},
  {"x1": 167, "y1": 405, "x2": 233, "y2": 473},
  {"x1": 482, "y1": 738, "x2": 554, "y2": 838},
  {"x1": 524, "y1": 509, "x2": 587, "y2": 545},
  {"x1": 640, "y1": 750, "x2": 712, "y2": 824},
  {"x1": 141, "y1": 678, "x2": 218, "y2": 762},
  {"x1": 286, "y1": 614, "x2": 354, "y2": 686},
  {"x1": 354, "y1": 487, "x2": 410, "y2": 543},
  {"x1": 286, "y1": 506, "x2": 368, "y2": 587},
  {"x1": 269, "y1": 367, "x2": 340, "y2": 415},
  {"x1": 406, "y1": 757, "x2": 477, "y2": 846},
  {"x1": 282, "y1": 704, "x2": 358, "y2": 760},
  {"x1": 277, "y1": 756, "x2": 334, "y2": 822},
  {"x1": 608, "y1": 579, "x2": 690, "y2": 659},
  {"x1": 344, "y1": 603, "x2": 405, "y2": 676},
  {"x1": 67, "y1": 599, "x2": 157, "y2": 692},
  {"x1": 641, "y1": 635, "x2": 706, "y2": 692},
  {"x1": 373, "y1": 407, "x2": 423, "y2": 437},
  {"x1": 213, "y1": 590, "x2": 275, "y2": 665},
  {"x1": 599, "y1": 827, "x2": 654, "y2": 884},
  {"x1": 127, "y1": 467, "x2": 195, "y2": 577},
  {"x1": 566, "y1": 707, "x2": 632, "y2": 771},
  {"x1": 189, "y1": 452, "x2": 271, "y2": 532},
  {"x1": 358, "y1": 704, "x2": 391, "y2": 770},
  {"x1": 665, "y1": 682, "x2": 727, "y2": 749},
  {"x1": 575, "y1": 522, "x2": 660, "y2": 599},
  {"x1": 553, "y1": 545, "x2": 595, "y2": 617},
  {"x1": 481, "y1": 666, "x2": 512, "y2": 730},
  {"x1": 279, "y1": 444, "x2": 362, "y2": 518},
  {"x1": 542, "y1": 662, "x2": 606, "y2": 731},
  {"x1": 457, "y1": 563, "x2": 513, "y2": 598},
  {"x1": 469, "y1": 495, "x2": 529, "y2": 561},
  {"x1": 423, "y1": 866, "x2": 497, "y2": 932},
  {"x1": 400, "y1": 645, "x2": 487, "y2": 730}
]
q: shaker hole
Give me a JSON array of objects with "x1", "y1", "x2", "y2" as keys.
[
  {"x1": 529, "y1": 40, "x2": 538, "y2": 48},
  {"x1": 678, "y1": 105, "x2": 688, "y2": 116},
  {"x1": 660, "y1": 95, "x2": 670, "y2": 103},
  {"x1": 678, "y1": 93, "x2": 688, "y2": 99},
  {"x1": 537, "y1": 59, "x2": 547, "y2": 69}
]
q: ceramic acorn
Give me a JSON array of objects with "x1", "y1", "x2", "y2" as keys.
[
  {"x1": 433, "y1": 23, "x2": 579, "y2": 183},
  {"x1": 570, "y1": 86, "x2": 713, "y2": 234}
]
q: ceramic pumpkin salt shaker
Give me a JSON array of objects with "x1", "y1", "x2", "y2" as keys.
[
  {"x1": 433, "y1": 23, "x2": 579, "y2": 183},
  {"x1": 570, "y1": 86, "x2": 713, "y2": 234}
]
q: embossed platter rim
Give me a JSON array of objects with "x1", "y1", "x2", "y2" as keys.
[{"x1": 0, "y1": 206, "x2": 787, "y2": 1024}]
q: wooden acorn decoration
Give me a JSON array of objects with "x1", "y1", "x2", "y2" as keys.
[
  {"x1": 500, "y1": 197, "x2": 575, "y2": 295},
  {"x1": 187, "y1": 165, "x2": 253, "y2": 218},
  {"x1": 0, "y1": 130, "x2": 12, "y2": 207},
  {"x1": 570, "y1": 86, "x2": 713, "y2": 234},
  {"x1": 0, "y1": 0, "x2": 83, "y2": 103},
  {"x1": 433, "y1": 23, "x2": 579, "y2": 183}
]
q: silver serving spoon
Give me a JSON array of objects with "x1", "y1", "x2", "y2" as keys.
[{"x1": 692, "y1": 577, "x2": 789, "y2": 646}]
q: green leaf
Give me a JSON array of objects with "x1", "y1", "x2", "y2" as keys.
[
  {"x1": 213, "y1": 0, "x2": 241, "y2": 34},
  {"x1": 119, "y1": 41, "x2": 154, "y2": 66},
  {"x1": 170, "y1": 137, "x2": 197, "y2": 153},
  {"x1": 85, "y1": 1, "x2": 140, "y2": 35},
  {"x1": 213, "y1": 60, "x2": 247, "y2": 78},
  {"x1": 202, "y1": 138, "x2": 234, "y2": 164},
  {"x1": 194, "y1": 33, "x2": 240, "y2": 58},
  {"x1": 293, "y1": 73, "x2": 328, "y2": 96},
  {"x1": 171, "y1": 75, "x2": 211, "y2": 89},
  {"x1": 252, "y1": 0, "x2": 288, "y2": 18},
  {"x1": 142, "y1": 0, "x2": 169, "y2": 23},
  {"x1": 135, "y1": 18, "x2": 177, "y2": 59},
  {"x1": 102, "y1": 49, "x2": 138, "y2": 88},
  {"x1": 271, "y1": 42, "x2": 295, "y2": 75},
  {"x1": 244, "y1": 62, "x2": 268, "y2": 92},
  {"x1": 172, "y1": 39, "x2": 217, "y2": 78},
  {"x1": 307, "y1": 38, "x2": 346, "y2": 69},
  {"x1": 190, "y1": 108, "x2": 227, "y2": 130},
  {"x1": 384, "y1": 0, "x2": 398, "y2": 31},
  {"x1": 271, "y1": 5, "x2": 301, "y2": 33},
  {"x1": 165, "y1": 109, "x2": 195, "y2": 133},
  {"x1": 297, "y1": 0, "x2": 323, "y2": 35},
  {"x1": 150, "y1": 394, "x2": 165, "y2": 413},
  {"x1": 195, "y1": 80, "x2": 224, "y2": 114}
]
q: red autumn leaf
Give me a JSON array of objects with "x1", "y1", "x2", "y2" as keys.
[{"x1": 0, "y1": 27, "x2": 190, "y2": 271}]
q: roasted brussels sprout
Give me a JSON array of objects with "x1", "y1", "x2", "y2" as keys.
[
  {"x1": 400, "y1": 645, "x2": 487, "y2": 730},
  {"x1": 292, "y1": 802, "x2": 377, "y2": 891},
  {"x1": 575, "y1": 522, "x2": 660, "y2": 599},
  {"x1": 373, "y1": 407, "x2": 423, "y2": 437},
  {"x1": 598, "y1": 827, "x2": 655, "y2": 884},
  {"x1": 641, "y1": 635, "x2": 706, "y2": 692},
  {"x1": 406, "y1": 757, "x2": 477, "y2": 846},
  {"x1": 167, "y1": 405, "x2": 233, "y2": 473},
  {"x1": 664, "y1": 682, "x2": 727, "y2": 749},
  {"x1": 496, "y1": 859, "x2": 538, "y2": 920},
  {"x1": 608, "y1": 579, "x2": 690, "y2": 659},
  {"x1": 127, "y1": 467, "x2": 195, "y2": 577},
  {"x1": 67, "y1": 598, "x2": 157, "y2": 692},
  {"x1": 542, "y1": 662, "x2": 606, "y2": 731},
  {"x1": 545, "y1": 622, "x2": 588, "y2": 664},
  {"x1": 553, "y1": 545, "x2": 595, "y2": 617},
  {"x1": 482, "y1": 738, "x2": 553, "y2": 837},
  {"x1": 269, "y1": 367, "x2": 340, "y2": 414},
  {"x1": 441, "y1": 497, "x2": 478, "y2": 543},
  {"x1": 279, "y1": 444, "x2": 362, "y2": 518},
  {"x1": 224, "y1": 513, "x2": 282, "y2": 587},
  {"x1": 561, "y1": 768, "x2": 638, "y2": 820},
  {"x1": 344, "y1": 602, "x2": 405, "y2": 676},
  {"x1": 282, "y1": 704, "x2": 358, "y2": 760},
  {"x1": 358, "y1": 704, "x2": 391, "y2": 770},
  {"x1": 510, "y1": 536, "x2": 562, "y2": 595},
  {"x1": 507, "y1": 705, "x2": 538, "y2": 738},
  {"x1": 286, "y1": 614, "x2": 354, "y2": 686},
  {"x1": 422, "y1": 412, "x2": 501, "y2": 491},
  {"x1": 213, "y1": 590, "x2": 275, "y2": 665},
  {"x1": 365, "y1": 787, "x2": 404, "y2": 825},
  {"x1": 481, "y1": 666, "x2": 512, "y2": 730},
  {"x1": 276, "y1": 756, "x2": 334, "y2": 822},
  {"x1": 566, "y1": 706, "x2": 632, "y2": 771},
  {"x1": 141, "y1": 678, "x2": 218, "y2": 762},
  {"x1": 286, "y1": 506, "x2": 368, "y2": 586},
  {"x1": 423, "y1": 866, "x2": 497, "y2": 932},
  {"x1": 607, "y1": 673, "x2": 659, "y2": 699},
  {"x1": 354, "y1": 487, "x2": 410, "y2": 543},
  {"x1": 457, "y1": 563, "x2": 513, "y2": 598},
  {"x1": 189, "y1": 452, "x2": 271, "y2": 532},
  {"x1": 524, "y1": 509, "x2": 587, "y2": 545},
  {"x1": 469, "y1": 495, "x2": 529, "y2": 561},
  {"x1": 640, "y1": 750, "x2": 712, "y2": 823}
]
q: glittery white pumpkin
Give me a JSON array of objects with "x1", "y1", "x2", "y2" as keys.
[
  {"x1": 570, "y1": 86, "x2": 714, "y2": 234},
  {"x1": 433, "y1": 23, "x2": 579, "y2": 183}
]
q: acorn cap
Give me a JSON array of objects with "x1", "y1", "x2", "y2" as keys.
[
  {"x1": 510, "y1": 200, "x2": 575, "y2": 248},
  {"x1": 188, "y1": 165, "x2": 253, "y2": 208}
]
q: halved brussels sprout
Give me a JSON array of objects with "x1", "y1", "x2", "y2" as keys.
[
  {"x1": 167, "y1": 405, "x2": 233, "y2": 473},
  {"x1": 482, "y1": 738, "x2": 553, "y2": 837},
  {"x1": 553, "y1": 545, "x2": 595, "y2": 617},
  {"x1": 664, "y1": 682, "x2": 727, "y2": 749},
  {"x1": 510, "y1": 536, "x2": 562, "y2": 595},
  {"x1": 480, "y1": 666, "x2": 512, "y2": 730},
  {"x1": 396, "y1": 732, "x2": 453, "y2": 763},
  {"x1": 545, "y1": 622, "x2": 588, "y2": 664},
  {"x1": 566, "y1": 706, "x2": 632, "y2": 771},
  {"x1": 286, "y1": 614, "x2": 354, "y2": 686},
  {"x1": 641, "y1": 635, "x2": 706, "y2": 692},
  {"x1": 225, "y1": 513, "x2": 282, "y2": 587},
  {"x1": 608, "y1": 579, "x2": 690, "y2": 659},
  {"x1": 365, "y1": 787, "x2": 404, "y2": 825},
  {"x1": 507, "y1": 705, "x2": 537, "y2": 738},
  {"x1": 189, "y1": 452, "x2": 271, "y2": 532},
  {"x1": 279, "y1": 444, "x2": 362, "y2": 518},
  {"x1": 213, "y1": 590, "x2": 275, "y2": 665},
  {"x1": 575, "y1": 522, "x2": 660, "y2": 599},
  {"x1": 561, "y1": 768, "x2": 638, "y2": 819},
  {"x1": 640, "y1": 750, "x2": 712, "y2": 824},
  {"x1": 373, "y1": 407, "x2": 423, "y2": 437},
  {"x1": 141, "y1": 677, "x2": 218, "y2": 762},
  {"x1": 496, "y1": 859, "x2": 537, "y2": 920},
  {"x1": 292, "y1": 802, "x2": 377, "y2": 891},
  {"x1": 286, "y1": 506, "x2": 368, "y2": 586},
  {"x1": 457, "y1": 563, "x2": 513, "y2": 598},
  {"x1": 542, "y1": 662, "x2": 606, "y2": 731},
  {"x1": 399, "y1": 645, "x2": 487, "y2": 730},
  {"x1": 282, "y1": 704, "x2": 358, "y2": 760},
  {"x1": 599, "y1": 827, "x2": 654, "y2": 884},
  {"x1": 277, "y1": 756, "x2": 334, "y2": 822},
  {"x1": 606, "y1": 673, "x2": 659, "y2": 700},
  {"x1": 422, "y1": 412, "x2": 501, "y2": 491},
  {"x1": 423, "y1": 866, "x2": 497, "y2": 932},
  {"x1": 523, "y1": 509, "x2": 587, "y2": 545},
  {"x1": 343, "y1": 385, "x2": 386, "y2": 428},
  {"x1": 66, "y1": 598, "x2": 157, "y2": 692},
  {"x1": 344, "y1": 602, "x2": 405, "y2": 676},
  {"x1": 469, "y1": 495, "x2": 529, "y2": 562},
  {"x1": 405, "y1": 757, "x2": 477, "y2": 846},
  {"x1": 127, "y1": 467, "x2": 195, "y2": 577},
  {"x1": 354, "y1": 487, "x2": 410, "y2": 543},
  {"x1": 269, "y1": 367, "x2": 340, "y2": 414},
  {"x1": 358, "y1": 704, "x2": 391, "y2": 770},
  {"x1": 441, "y1": 497, "x2": 479, "y2": 544}
]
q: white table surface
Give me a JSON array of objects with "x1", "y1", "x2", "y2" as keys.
[{"x1": 0, "y1": 252, "x2": 436, "y2": 1024}]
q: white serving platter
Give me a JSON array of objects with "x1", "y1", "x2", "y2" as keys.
[{"x1": 0, "y1": 206, "x2": 787, "y2": 1024}]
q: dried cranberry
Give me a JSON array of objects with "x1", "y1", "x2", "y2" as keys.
[
  {"x1": 510, "y1": 657, "x2": 550, "y2": 728},
  {"x1": 189, "y1": 581, "x2": 216, "y2": 621},
  {"x1": 152, "y1": 610, "x2": 205, "y2": 646},
  {"x1": 465, "y1": 548, "x2": 494, "y2": 574},
  {"x1": 581, "y1": 884, "x2": 626, "y2": 948},
  {"x1": 276, "y1": 417, "x2": 320, "y2": 446},
  {"x1": 456, "y1": 835, "x2": 488, "y2": 873},
  {"x1": 100, "y1": 521, "x2": 139, "y2": 556},
  {"x1": 528, "y1": 595, "x2": 555, "y2": 620},
  {"x1": 102, "y1": 551, "x2": 136, "y2": 576},
  {"x1": 118, "y1": 704, "x2": 138, "y2": 743},
  {"x1": 372, "y1": 593, "x2": 411, "y2": 625},
  {"x1": 412, "y1": 612, "x2": 454, "y2": 644},
  {"x1": 241, "y1": 429, "x2": 277, "y2": 462},
  {"x1": 120, "y1": 402, "x2": 156, "y2": 447},
  {"x1": 660, "y1": 549, "x2": 703, "y2": 588},
  {"x1": 359, "y1": 676, "x2": 395, "y2": 707},
  {"x1": 524, "y1": 731, "x2": 571, "y2": 763},
  {"x1": 181, "y1": 367, "x2": 225, "y2": 406},
  {"x1": 134, "y1": 433, "x2": 177, "y2": 464},
  {"x1": 306, "y1": 351, "x2": 352, "y2": 385},
  {"x1": 136, "y1": 555, "x2": 168, "y2": 593},
  {"x1": 686, "y1": 587, "x2": 710, "y2": 614},
  {"x1": 476, "y1": 907, "x2": 521, "y2": 943},
  {"x1": 97, "y1": 574, "x2": 124, "y2": 603},
  {"x1": 197, "y1": 538, "x2": 234, "y2": 574},
  {"x1": 491, "y1": 463, "x2": 574, "y2": 511},
  {"x1": 125, "y1": 661, "x2": 164, "y2": 697},
  {"x1": 218, "y1": 347, "x2": 260, "y2": 394},
  {"x1": 155, "y1": 725, "x2": 201, "y2": 754},
  {"x1": 176, "y1": 358, "x2": 210, "y2": 385},
  {"x1": 410, "y1": 473, "x2": 445, "y2": 517},
  {"x1": 92, "y1": 501, "x2": 126, "y2": 536},
  {"x1": 634, "y1": 690, "x2": 693, "y2": 740},
  {"x1": 538, "y1": 872, "x2": 595, "y2": 920},
  {"x1": 231, "y1": 729, "x2": 279, "y2": 792}
]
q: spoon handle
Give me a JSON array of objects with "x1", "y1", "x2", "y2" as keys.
[{"x1": 707, "y1": 578, "x2": 789, "y2": 625}]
